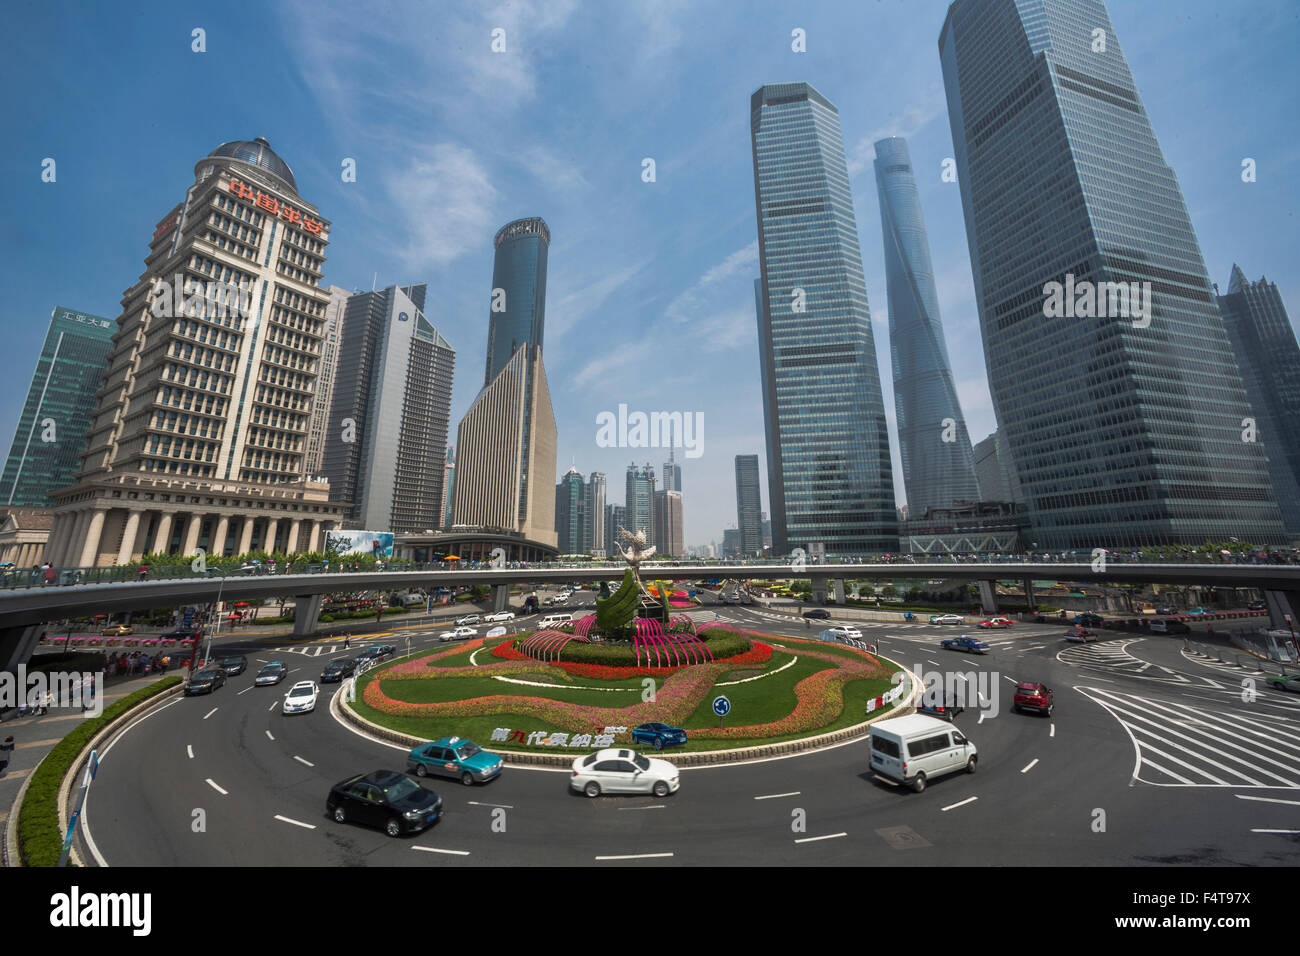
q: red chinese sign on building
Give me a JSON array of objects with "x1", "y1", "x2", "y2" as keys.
[{"x1": 228, "y1": 179, "x2": 324, "y2": 236}]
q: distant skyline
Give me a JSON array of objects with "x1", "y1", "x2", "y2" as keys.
[{"x1": 2, "y1": 1, "x2": 1297, "y2": 549}]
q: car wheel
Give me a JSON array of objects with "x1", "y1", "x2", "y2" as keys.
[
  {"x1": 584, "y1": 781, "x2": 601, "y2": 798},
  {"x1": 911, "y1": 773, "x2": 927, "y2": 793},
  {"x1": 966, "y1": 756, "x2": 977, "y2": 774},
  {"x1": 653, "y1": 738, "x2": 663, "y2": 751},
  {"x1": 461, "y1": 771, "x2": 474, "y2": 786},
  {"x1": 332, "y1": 805, "x2": 346, "y2": 824},
  {"x1": 415, "y1": 763, "x2": 428, "y2": 777},
  {"x1": 652, "y1": 780, "x2": 670, "y2": 798},
  {"x1": 385, "y1": 817, "x2": 402, "y2": 838}
]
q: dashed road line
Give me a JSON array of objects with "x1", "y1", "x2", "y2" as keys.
[
  {"x1": 942, "y1": 796, "x2": 978, "y2": 811},
  {"x1": 206, "y1": 779, "x2": 228, "y2": 795},
  {"x1": 265, "y1": 730, "x2": 275, "y2": 741},
  {"x1": 202, "y1": 707, "x2": 217, "y2": 720},
  {"x1": 467, "y1": 801, "x2": 514, "y2": 809},
  {"x1": 1251, "y1": 828, "x2": 1300, "y2": 834},
  {"x1": 268, "y1": 701, "x2": 279, "y2": 712},
  {"x1": 186, "y1": 744, "x2": 193, "y2": 759},
  {"x1": 1021, "y1": 759, "x2": 1039, "y2": 773},
  {"x1": 795, "y1": 832, "x2": 847, "y2": 844},
  {"x1": 413, "y1": 846, "x2": 471, "y2": 856},
  {"x1": 617, "y1": 805, "x2": 665, "y2": 810},
  {"x1": 754, "y1": 791, "x2": 801, "y2": 800},
  {"x1": 293, "y1": 755, "x2": 314, "y2": 767},
  {"x1": 1050, "y1": 724, "x2": 1055, "y2": 738},
  {"x1": 595, "y1": 852, "x2": 674, "y2": 860},
  {"x1": 1235, "y1": 794, "x2": 1300, "y2": 806},
  {"x1": 275, "y1": 815, "x2": 317, "y2": 829}
]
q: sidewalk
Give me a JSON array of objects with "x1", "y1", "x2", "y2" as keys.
[{"x1": 0, "y1": 670, "x2": 167, "y2": 867}]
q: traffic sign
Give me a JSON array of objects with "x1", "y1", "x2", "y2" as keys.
[{"x1": 712, "y1": 695, "x2": 731, "y2": 718}]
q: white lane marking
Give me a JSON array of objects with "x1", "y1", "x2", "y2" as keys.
[
  {"x1": 617, "y1": 805, "x2": 665, "y2": 810},
  {"x1": 293, "y1": 755, "x2": 314, "y2": 767},
  {"x1": 595, "y1": 852, "x2": 674, "y2": 860},
  {"x1": 256, "y1": 658, "x2": 268, "y2": 663},
  {"x1": 794, "y1": 832, "x2": 847, "y2": 844},
  {"x1": 237, "y1": 687, "x2": 253, "y2": 696},
  {"x1": 466, "y1": 801, "x2": 514, "y2": 809},
  {"x1": 206, "y1": 779, "x2": 228, "y2": 795},
  {"x1": 1236, "y1": 794, "x2": 1300, "y2": 806},
  {"x1": 926, "y1": 660, "x2": 939, "y2": 666},
  {"x1": 753, "y1": 791, "x2": 801, "y2": 800},
  {"x1": 1251, "y1": 829, "x2": 1300, "y2": 834},
  {"x1": 275, "y1": 815, "x2": 317, "y2": 830},
  {"x1": 412, "y1": 846, "x2": 471, "y2": 856},
  {"x1": 942, "y1": 796, "x2": 978, "y2": 812},
  {"x1": 265, "y1": 730, "x2": 275, "y2": 741},
  {"x1": 268, "y1": 701, "x2": 279, "y2": 712},
  {"x1": 1050, "y1": 724, "x2": 1056, "y2": 738},
  {"x1": 186, "y1": 744, "x2": 194, "y2": 759},
  {"x1": 977, "y1": 713, "x2": 986, "y2": 724},
  {"x1": 289, "y1": 668, "x2": 301, "y2": 673},
  {"x1": 1021, "y1": 759, "x2": 1039, "y2": 774},
  {"x1": 202, "y1": 708, "x2": 217, "y2": 720},
  {"x1": 1003, "y1": 676, "x2": 1017, "y2": 683}
]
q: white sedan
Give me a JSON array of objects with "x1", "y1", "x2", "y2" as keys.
[
  {"x1": 454, "y1": 614, "x2": 481, "y2": 626},
  {"x1": 482, "y1": 611, "x2": 516, "y2": 623},
  {"x1": 929, "y1": 614, "x2": 965, "y2": 625},
  {"x1": 570, "y1": 748, "x2": 680, "y2": 798},
  {"x1": 282, "y1": 681, "x2": 318, "y2": 714},
  {"x1": 439, "y1": 626, "x2": 478, "y2": 642},
  {"x1": 828, "y1": 625, "x2": 863, "y2": 640}
]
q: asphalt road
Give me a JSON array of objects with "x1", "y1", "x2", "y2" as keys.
[{"x1": 78, "y1": 596, "x2": 1300, "y2": 866}]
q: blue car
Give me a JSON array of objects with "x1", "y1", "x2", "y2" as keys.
[
  {"x1": 941, "y1": 635, "x2": 990, "y2": 655},
  {"x1": 631, "y1": 722, "x2": 688, "y2": 751},
  {"x1": 407, "y1": 736, "x2": 503, "y2": 786}
]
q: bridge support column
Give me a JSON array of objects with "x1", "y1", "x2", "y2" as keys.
[
  {"x1": 492, "y1": 584, "x2": 510, "y2": 612},
  {"x1": 1, "y1": 623, "x2": 45, "y2": 675},
  {"x1": 292, "y1": 594, "x2": 323, "y2": 637},
  {"x1": 830, "y1": 579, "x2": 845, "y2": 604},
  {"x1": 1023, "y1": 578, "x2": 1037, "y2": 610},
  {"x1": 811, "y1": 576, "x2": 829, "y2": 605},
  {"x1": 1264, "y1": 590, "x2": 1300, "y2": 634},
  {"x1": 977, "y1": 580, "x2": 999, "y2": 614}
]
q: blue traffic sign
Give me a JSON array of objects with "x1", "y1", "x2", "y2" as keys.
[{"x1": 712, "y1": 695, "x2": 731, "y2": 718}]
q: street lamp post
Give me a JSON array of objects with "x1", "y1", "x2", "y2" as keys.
[{"x1": 200, "y1": 566, "x2": 228, "y2": 671}]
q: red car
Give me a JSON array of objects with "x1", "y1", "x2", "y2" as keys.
[
  {"x1": 978, "y1": 617, "x2": 1013, "y2": 629},
  {"x1": 1013, "y1": 682, "x2": 1054, "y2": 716}
]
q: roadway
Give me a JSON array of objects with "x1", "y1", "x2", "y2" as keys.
[{"x1": 75, "y1": 593, "x2": 1300, "y2": 866}]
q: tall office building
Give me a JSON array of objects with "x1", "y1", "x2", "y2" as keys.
[
  {"x1": 321, "y1": 283, "x2": 454, "y2": 533},
  {"x1": 585, "y1": 471, "x2": 606, "y2": 555},
  {"x1": 555, "y1": 465, "x2": 585, "y2": 553},
  {"x1": 751, "y1": 82, "x2": 898, "y2": 557},
  {"x1": 453, "y1": 217, "x2": 558, "y2": 547},
  {"x1": 441, "y1": 446, "x2": 455, "y2": 529},
  {"x1": 44, "y1": 137, "x2": 348, "y2": 566},
  {"x1": 1, "y1": 307, "x2": 114, "y2": 507},
  {"x1": 662, "y1": 448, "x2": 682, "y2": 493},
  {"x1": 303, "y1": 285, "x2": 350, "y2": 475},
  {"x1": 735, "y1": 454, "x2": 763, "y2": 556},
  {"x1": 873, "y1": 136, "x2": 980, "y2": 514},
  {"x1": 721, "y1": 527, "x2": 741, "y2": 559},
  {"x1": 625, "y1": 463, "x2": 656, "y2": 547},
  {"x1": 973, "y1": 431, "x2": 1011, "y2": 503},
  {"x1": 940, "y1": 0, "x2": 1286, "y2": 547},
  {"x1": 1217, "y1": 266, "x2": 1300, "y2": 537},
  {"x1": 654, "y1": 489, "x2": 684, "y2": 558},
  {"x1": 605, "y1": 503, "x2": 626, "y2": 557}
]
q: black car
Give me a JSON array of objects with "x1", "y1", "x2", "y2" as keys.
[
  {"x1": 802, "y1": 609, "x2": 831, "y2": 620},
  {"x1": 327, "y1": 770, "x2": 443, "y2": 838},
  {"x1": 1248, "y1": 602, "x2": 1267, "y2": 611},
  {"x1": 184, "y1": 668, "x2": 227, "y2": 695},
  {"x1": 218, "y1": 655, "x2": 248, "y2": 676},
  {"x1": 353, "y1": 647, "x2": 380, "y2": 665},
  {"x1": 918, "y1": 692, "x2": 965, "y2": 721},
  {"x1": 159, "y1": 628, "x2": 203, "y2": 642},
  {"x1": 254, "y1": 662, "x2": 288, "y2": 686},
  {"x1": 321, "y1": 658, "x2": 359, "y2": 683}
]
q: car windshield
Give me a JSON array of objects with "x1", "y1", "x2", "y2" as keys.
[
  {"x1": 289, "y1": 686, "x2": 313, "y2": 697},
  {"x1": 383, "y1": 777, "x2": 421, "y2": 802},
  {"x1": 633, "y1": 755, "x2": 651, "y2": 771},
  {"x1": 455, "y1": 742, "x2": 481, "y2": 759}
]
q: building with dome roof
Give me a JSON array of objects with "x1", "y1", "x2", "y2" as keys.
[{"x1": 42, "y1": 137, "x2": 349, "y2": 566}]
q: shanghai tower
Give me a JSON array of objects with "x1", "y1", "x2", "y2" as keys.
[
  {"x1": 751, "y1": 82, "x2": 897, "y2": 556},
  {"x1": 873, "y1": 135, "x2": 980, "y2": 515},
  {"x1": 939, "y1": 0, "x2": 1285, "y2": 548}
]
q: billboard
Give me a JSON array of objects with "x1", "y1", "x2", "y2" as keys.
[{"x1": 325, "y1": 530, "x2": 395, "y2": 559}]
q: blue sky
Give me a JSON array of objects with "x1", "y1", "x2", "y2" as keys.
[{"x1": 2, "y1": 0, "x2": 1297, "y2": 549}]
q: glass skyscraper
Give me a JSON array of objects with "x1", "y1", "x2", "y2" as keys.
[
  {"x1": 1, "y1": 306, "x2": 114, "y2": 507},
  {"x1": 484, "y1": 218, "x2": 548, "y2": 387},
  {"x1": 750, "y1": 82, "x2": 898, "y2": 557},
  {"x1": 1217, "y1": 266, "x2": 1300, "y2": 537},
  {"x1": 939, "y1": 0, "x2": 1285, "y2": 548},
  {"x1": 873, "y1": 136, "x2": 980, "y2": 515},
  {"x1": 625, "y1": 463, "x2": 656, "y2": 548},
  {"x1": 734, "y1": 454, "x2": 763, "y2": 557}
]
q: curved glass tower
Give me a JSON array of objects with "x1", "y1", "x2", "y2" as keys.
[
  {"x1": 484, "y1": 217, "x2": 549, "y2": 387},
  {"x1": 873, "y1": 136, "x2": 980, "y2": 515}
]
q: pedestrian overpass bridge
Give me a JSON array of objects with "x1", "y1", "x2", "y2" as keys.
[{"x1": 3, "y1": 562, "x2": 1298, "y2": 670}]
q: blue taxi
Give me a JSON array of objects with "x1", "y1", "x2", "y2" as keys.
[{"x1": 408, "y1": 736, "x2": 504, "y2": 786}]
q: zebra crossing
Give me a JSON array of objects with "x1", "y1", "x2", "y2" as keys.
[
  {"x1": 1078, "y1": 685, "x2": 1300, "y2": 788},
  {"x1": 719, "y1": 608, "x2": 952, "y2": 630},
  {"x1": 1058, "y1": 638, "x2": 1216, "y2": 686}
]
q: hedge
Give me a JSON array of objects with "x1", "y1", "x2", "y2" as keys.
[
  {"x1": 17, "y1": 676, "x2": 183, "y2": 867},
  {"x1": 545, "y1": 630, "x2": 753, "y2": 666}
]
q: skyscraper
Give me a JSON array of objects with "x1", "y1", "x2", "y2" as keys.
[
  {"x1": 1217, "y1": 266, "x2": 1300, "y2": 537},
  {"x1": 654, "y1": 489, "x2": 684, "y2": 558},
  {"x1": 452, "y1": 217, "x2": 558, "y2": 547},
  {"x1": 555, "y1": 465, "x2": 585, "y2": 554},
  {"x1": 585, "y1": 471, "x2": 606, "y2": 555},
  {"x1": 303, "y1": 285, "x2": 350, "y2": 475},
  {"x1": 322, "y1": 283, "x2": 454, "y2": 533},
  {"x1": 625, "y1": 463, "x2": 656, "y2": 547},
  {"x1": 44, "y1": 137, "x2": 348, "y2": 566},
  {"x1": 735, "y1": 454, "x2": 763, "y2": 556},
  {"x1": 441, "y1": 446, "x2": 456, "y2": 529},
  {"x1": 662, "y1": 448, "x2": 682, "y2": 493},
  {"x1": 940, "y1": 0, "x2": 1286, "y2": 548},
  {"x1": 873, "y1": 135, "x2": 980, "y2": 515},
  {"x1": 1, "y1": 307, "x2": 114, "y2": 507},
  {"x1": 605, "y1": 502, "x2": 626, "y2": 557},
  {"x1": 751, "y1": 82, "x2": 898, "y2": 557}
]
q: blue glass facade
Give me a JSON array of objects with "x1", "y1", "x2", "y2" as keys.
[
  {"x1": 939, "y1": 0, "x2": 1286, "y2": 548},
  {"x1": 1217, "y1": 266, "x2": 1300, "y2": 538},
  {"x1": 484, "y1": 217, "x2": 549, "y2": 387},
  {"x1": 751, "y1": 83, "x2": 898, "y2": 556},
  {"x1": 873, "y1": 136, "x2": 980, "y2": 515}
]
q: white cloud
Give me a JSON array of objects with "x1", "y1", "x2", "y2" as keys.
[
  {"x1": 846, "y1": 86, "x2": 948, "y2": 176},
  {"x1": 384, "y1": 144, "x2": 499, "y2": 269}
]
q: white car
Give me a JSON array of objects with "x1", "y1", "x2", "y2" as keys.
[
  {"x1": 482, "y1": 611, "x2": 516, "y2": 623},
  {"x1": 929, "y1": 614, "x2": 965, "y2": 625},
  {"x1": 570, "y1": 748, "x2": 680, "y2": 798},
  {"x1": 439, "y1": 626, "x2": 478, "y2": 642},
  {"x1": 282, "y1": 681, "x2": 318, "y2": 714},
  {"x1": 454, "y1": 614, "x2": 481, "y2": 626},
  {"x1": 828, "y1": 625, "x2": 864, "y2": 641}
]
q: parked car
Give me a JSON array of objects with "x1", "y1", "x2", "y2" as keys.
[
  {"x1": 321, "y1": 658, "x2": 359, "y2": 683},
  {"x1": 327, "y1": 770, "x2": 442, "y2": 837},
  {"x1": 941, "y1": 635, "x2": 990, "y2": 654},
  {"x1": 254, "y1": 662, "x2": 288, "y2": 686},
  {"x1": 159, "y1": 628, "x2": 203, "y2": 642},
  {"x1": 184, "y1": 668, "x2": 226, "y2": 695},
  {"x1": 101, "y1": 624, "x2": 134, "y2": 637},
  {"x1": 570, "y1": 748, "x2": 679, "y2": 798},
  {"x1": 868, "y1": 714, "x2": 977, "y2": 793},
  {"x1": 1247, "y1": 602, "x2": 1267, "y2": 612},
  {"x1": 1013, "y1": 681, "x2": 1054, "y2": 716},
  {"x1": 407, "y1": 736, "x2": 503, "y2": 785},
  {"x1": 630, "y1": 722, "x2": 688, "y2": 750},
  {"x1": 929, "y1": 614, "x2": 964, "y2": 625},
  {"x1": 282, "y1": 680, "x2": 319, "y2": 714},
  {"x1": 802, "y1": 609, "x2": 831, "y2": 620}
]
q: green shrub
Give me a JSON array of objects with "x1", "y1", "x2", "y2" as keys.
[
  {"x1": 545, "y1": 629, "x2": 755, "y2": 665},
  {"x1": 18, "y1": 676, "x2": 183, "y2": 867}
]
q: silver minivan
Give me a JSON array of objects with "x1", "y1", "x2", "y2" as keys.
[
  {"x1": 868, "y1": 713, "x2": 977, "y2": 792},
  {"x1": 539, "y1": 613, "x2": 573, "y2": 629}
]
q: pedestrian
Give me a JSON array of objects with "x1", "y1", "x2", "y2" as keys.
[
  {"x1": 138, "y1": 564, "x2": 149, "y2": 581},
  {"x1": 43, "y1": 563, "x2": 57, "y2": 587},
  {"x1": 343, "y1": 634, "x2": 350, "y2": 649}
]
